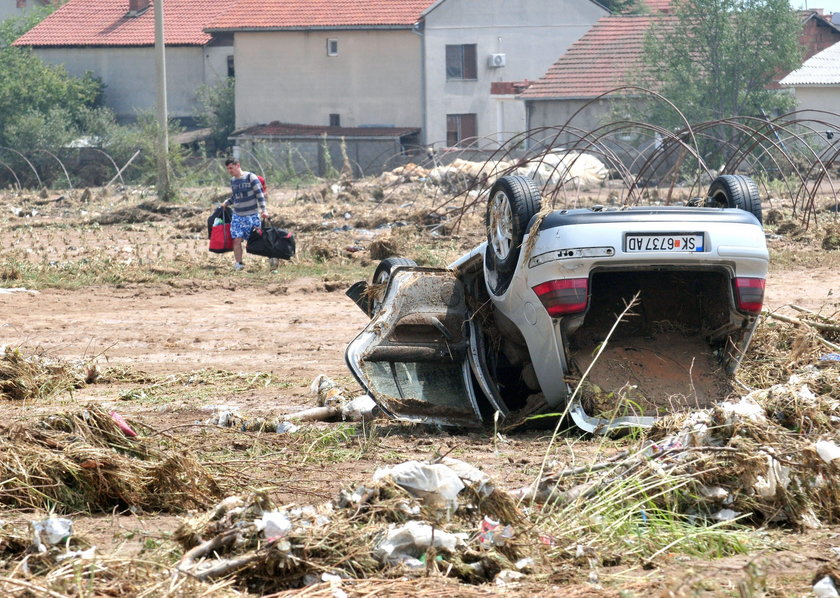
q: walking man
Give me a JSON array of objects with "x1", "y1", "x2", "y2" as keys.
[{"x1": 223, "y1": 158, "x2": 268, "y2": 271}]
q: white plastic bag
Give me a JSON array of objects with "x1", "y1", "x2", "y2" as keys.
[
  {"x1": 374, "y1": 520, "x2": 463, "y2": 565},
  {"x1": 373, "y1": 461, "x2": 464, "y2": 510}
]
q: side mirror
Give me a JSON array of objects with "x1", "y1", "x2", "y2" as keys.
[{"x1": 345, "y1": 281, "x2": 372, "y2": 317}]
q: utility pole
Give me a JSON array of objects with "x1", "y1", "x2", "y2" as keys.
[{"x1": 154, "y1": 0, "x2": 172, "y2": 200}]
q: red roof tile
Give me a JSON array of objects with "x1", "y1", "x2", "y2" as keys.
[
  {"x1": 13, "y1": 0, "x2": 235, "y2": 47},
  {"x1": 519, "y1": 15, "x2": 675, "y2": 99},
  {"x1": 206, "y1": 0, "x2": 437, "y2": 31},
  {"x1": 236, "y1": 122, "x2": 420, "y2": 138}
]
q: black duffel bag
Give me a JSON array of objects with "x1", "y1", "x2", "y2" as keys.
[{"x1": 246, "y1": 218, "x2": 296, "y2": 260}]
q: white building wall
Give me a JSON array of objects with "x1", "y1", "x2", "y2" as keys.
[
  {"x1": 204, "y1": 45, "x2": 233, "y2": 84},
  {"x1": 790, "y1": 86, "x2": 840, "y2": 131},
  {"x1": 526, "y1": 97, "x2": 615, "y2": 145},
  {"x1": 33, "y1": 46, "x2": 222, "y2": 122},
  {"x1": 493, "y1": 95, "x2": 527, "y2": 146},
  {"x1": 234, "y1": 30, "x2": 422, "y2": 129},
  {"x1": 420, "y1": 0, "x2": 607, "y2": 148}
]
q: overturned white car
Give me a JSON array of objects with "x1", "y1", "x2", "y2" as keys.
[{"x1": 345, "y1": 174, "x2": 768, "y2": 433}]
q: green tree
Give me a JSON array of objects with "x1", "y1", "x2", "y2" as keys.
[
  {"x1": 106, "y1": 112, "x2": 188, "y2": 188},
  {"x1": 196, "y1": 77, "x2": 235, "y2": 154},
  {"x1": 640, "y1": 0, "x2": 802, "y2": 128},
  {"x1": 0, "y1": 8, "x2": 105, "y2": 151}
]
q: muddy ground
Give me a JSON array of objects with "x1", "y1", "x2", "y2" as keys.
[{"x1": 2, "y1": 179, "x2": 840, "y2": 596}]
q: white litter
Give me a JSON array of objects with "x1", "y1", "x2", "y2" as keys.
[
  {"x1": 254, "y1": 511, "x2": 292, "y2": 539},
  {"x1": 815, "y1": 440, "x2": 840, "y2": 464},
  {"x1": 275, "y1": 421, "x2": 299, "y2": 434},
  {"x1": 718, "y1": 397, "x2": 766, "y2": 425},
  {"x1": 813, "y1": 575, "x2": 840, "y2": 598},
  {"x1": 341, "y1": 394, "x2": 377, "y2": 421},
  {"x1": 374, "y1": 520, "x2": 463, "y2": 565},
  {"x1": 495, "y1": 569, "x2": 525, "y2": 586},
  {"x1": 31, "y1": 517, "x2": 73, "y2": 552},
  {"x1": 373, "y1": 460, "x2": 464, "y2": 511},
  {"x1": 711, "y1": 509, "x2": 741, "y2": 522}
]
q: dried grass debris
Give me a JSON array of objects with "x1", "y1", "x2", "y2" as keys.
[
  {"x1": 368, "y1": 237, "x2": 402, "y2": 260},
  {"x1": 0, "y1": 346, "x2": 91, "y2": 401},
  {"x1": 0, "y1": 405, "x2": 222, "y2": 513},
  {"x1": 738, "y1": 316, "x2": 830, "y2": 388}
]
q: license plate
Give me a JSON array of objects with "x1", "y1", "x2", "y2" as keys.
[{"x1": 625, "y1": 233, "x2": 704, "y2": 252}]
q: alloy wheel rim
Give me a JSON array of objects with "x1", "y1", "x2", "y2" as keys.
[{"x1": 489, "y1": 192, "x2": 513, "y2": 260}]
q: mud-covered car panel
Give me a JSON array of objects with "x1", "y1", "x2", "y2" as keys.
[{"x1": 345, "y1": 268, "x2": 483, "y2": 428}]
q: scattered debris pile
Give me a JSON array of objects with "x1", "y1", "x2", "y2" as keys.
[
  {"x1": 173, "y1": 457, "x2": 533, "y2": 594},
  {"x1": 743, "y1": 309, "x2": 840, "y2": 387},
  {"x1": 522, "y1": 366, "x2": 840, "y2": 531},
  {"x1": 90, "y1": 200, "x2": 203, "y2": 226},
  {"x1": 0, "y1": 346, "x2": 96, "y2": 401},
  {"x1": 379, "y1": 152, "x2": 608, "y2": 192},
  {"x1": 207, "y1": 375, "x2": 378, "y2": 432},
  {"x1": 380, "y1": 159, "x2": 513, "y2": 190},
  {"x1": 0, "y1": 515, "x2": 95, "y2": 577},
  {"x1": 0, "y1": 513, "x2": 242, "y2": 597},
  {"x1": 0, "y1": 405, "x2": 222, "y2": 512}
]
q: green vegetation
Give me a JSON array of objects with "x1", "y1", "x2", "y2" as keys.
[
  {"x1": 640, "y1": 0, "x2": 801, "y2": 128},
  {"x1": 196, "y1": 77, "x2": 235, "y2": 154},
  {"x1": 0, "y1": 9, "x2": 105, "y2": 154},
  {"x1": 539, "y1": 467, "x2": 756, "y2": 561}
]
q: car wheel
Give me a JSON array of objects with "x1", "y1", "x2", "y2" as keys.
[
  {"x1": 706, "y1": 175, "x2": 762, "y2": 225},
  {"x1": 370, "y1": 257, "x2": 417, "y2": 315},
  {"x1": 485, "y1": 175, "x2": 541, "y2": 294}
]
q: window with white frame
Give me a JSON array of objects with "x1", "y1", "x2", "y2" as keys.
[{"x1": 327, "y1": 38, "x2": 339, "y2": 56}]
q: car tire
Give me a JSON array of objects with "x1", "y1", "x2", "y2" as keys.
[
  {"x1": 706, "y1": 175, "x2": 762, "y2": 225},
  {"x1": 485, "y1": 175, "x2": 541, "y2": 295},
  {"x1": 370, "y1": 257, "x2": 417, "y2": 315}
]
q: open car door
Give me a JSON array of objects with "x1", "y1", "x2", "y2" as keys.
[{"x1": 345, "y1": 267, "x2": 485, "y2": 428}]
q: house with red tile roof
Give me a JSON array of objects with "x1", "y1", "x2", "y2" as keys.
[
  {"x1": 520, "y1": 5, "x2": 840, "y2": 152},
  {"x1": 518, "y1": 12, "x2": 667, "y2": 151},
  {"x1": 13, "y1": 0, "x2": 236, "y2": 124},
  {"x1": 205, "y1": 0, "x2": 607, "y2": 174}
]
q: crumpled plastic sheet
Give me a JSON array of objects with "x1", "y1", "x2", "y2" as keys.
[
  {"x1": 31, "y1": 517, "x2": 73, "y2": 553},
  {"x1": 373, "y1": 520, "x2": 465, "y2": 567},
  {"x1": 373, "y1": 460, "x2": 465, "y2": 511}
]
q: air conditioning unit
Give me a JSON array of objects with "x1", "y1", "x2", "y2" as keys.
[{"x1": 488, "y1": 53, "x2": 506, "y2": 68}]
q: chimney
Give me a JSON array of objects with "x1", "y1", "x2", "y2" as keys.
[{"x1": 127, "y1": 0, "x2": 150, "y2": 16}]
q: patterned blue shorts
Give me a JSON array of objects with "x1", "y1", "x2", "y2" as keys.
[{"x1": 230, "y1": 213, "x2": 261, "y2": 239}]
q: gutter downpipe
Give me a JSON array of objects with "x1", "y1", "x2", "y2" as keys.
[{"x1": 412, "y1": 20, "x2": 427, "y2": 148}]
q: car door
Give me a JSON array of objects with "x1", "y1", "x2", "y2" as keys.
[{"x1": 345, "y1": 267, "x2": 486, "y2": 428}]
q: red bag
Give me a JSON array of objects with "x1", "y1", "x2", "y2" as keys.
[
  {"x1": 209, "y1": 221, "x2": 233, "y2": 253},
  {"x1": 208, "y1": 205, "x2": 233, "y2": 253}
]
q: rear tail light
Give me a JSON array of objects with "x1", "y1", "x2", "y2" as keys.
[
  {"x1": 733, "y1": 277, "x2": 765, "y2": 314},
  {"x1": 532, "y1": 278, "x2": 589, "y2": 316}
]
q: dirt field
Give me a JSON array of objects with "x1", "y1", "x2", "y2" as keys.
[{"x1": 2, "y1": 180, "x2": 840, "y2": 597}]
